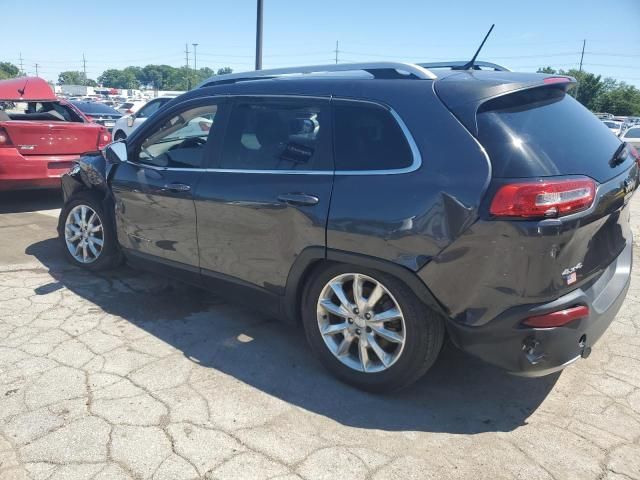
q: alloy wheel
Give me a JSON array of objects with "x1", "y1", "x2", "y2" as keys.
[
  {"x1": 316, "y1": 273, "x2": 406, "y2": 373},
  {"x1": 64, "y1": 204, "x2": 104, "y2": 264}
]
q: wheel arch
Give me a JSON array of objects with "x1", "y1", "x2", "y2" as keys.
[{"x1": 282, "y1": 247, "x2": 448, "y2": 324}]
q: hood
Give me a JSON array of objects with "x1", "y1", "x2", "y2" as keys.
[{"x1": 0, "y1": 77, "x2": 56, "y2": 101}]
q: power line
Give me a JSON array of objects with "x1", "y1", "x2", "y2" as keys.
[{"x1": 335, "y1": 41, "x2": 339, "y2": 64}]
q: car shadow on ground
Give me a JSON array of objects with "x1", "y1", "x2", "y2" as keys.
[
  {"x1": 26, "y1": 237, "x2": 559, "y2": 435},
  {"x1": 0, "y1": 190, "x2": 63, "y2": 214}
]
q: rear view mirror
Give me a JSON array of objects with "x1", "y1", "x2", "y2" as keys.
[{"x1": 104, "y1": 140, "x2": 128, "y2": 164}]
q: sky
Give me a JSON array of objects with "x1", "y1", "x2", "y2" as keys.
[{"x1": 3, "y1": 0, "x2": 640, "y2": 87}]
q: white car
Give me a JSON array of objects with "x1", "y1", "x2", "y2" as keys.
[
  {"x1": 112, "y1": 97, "x2": 174, "y2": 140},
  {"x1": 116, "y1": 100, "x2": 147, "y2": 116},
  {"x1": 603, "y1": 120, "x2": 624, "y2": 137},
  {"x1": 620, "y1": 125, "x2": 640, "y2": 151}
]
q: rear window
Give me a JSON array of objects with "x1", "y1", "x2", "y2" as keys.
[
  {"x1": 477, "y1": 88, "x2": 628, "y2": 182},
  {"x1": 72, "y1": 102, "x2": 119, "y2": 115},
  {"x1": 333, "y1": 101, "x2": 413, "y2": 171},
  {"x1": 624, "y1": 128, "x2": 640, "y2": 139}
]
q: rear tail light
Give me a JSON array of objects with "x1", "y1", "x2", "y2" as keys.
[
  {"x1": 523, "y1": 305, "x2": 589, "y2": 328},
  {"x1": 0, "y1": 127, "x2": 13, "y2": 147},
  {"x1": 543, "y1": 76, "x2": 572, "y2": 85},
  {"x1": 490, "y1": 177, "x2": 596, "y2": 219},
  {"x1": 125, "y1": 109, "x2": 133, "y2": 114},
  {"x1": 97, "y1": 127, "x2": 111, "y2": 149}
]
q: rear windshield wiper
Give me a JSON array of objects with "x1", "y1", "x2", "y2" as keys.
[{"x1": 609, "y1": 142, "x2": 627, "y2": 167}]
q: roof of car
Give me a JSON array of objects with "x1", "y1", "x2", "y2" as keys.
[{"x1": 0, "y1": 77, "x2": 56, "y2": 101}]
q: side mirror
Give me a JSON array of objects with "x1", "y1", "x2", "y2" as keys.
[
  {"x1": 127, "y1": 115, "x2": 135, "y2": 128},
  {"x1": 104, "y1": 140, "x2": 128, "y2": 164}
]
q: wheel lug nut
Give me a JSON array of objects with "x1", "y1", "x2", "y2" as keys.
[
  {"x1": 348, "y1": 318, "x2": 353, "y2": 324},
  {"x1": 366, "y1": 326, "x2": 372, "y2": 333},
  {"x1": 353, "y1": 308, "x2": 359, "y2": 314},
  {"x1": 365, "y1": 312, "x2": 371, "y2": 319},
  {"x1": 355, "y1": 328, "x2": 361, "y2": 335}
]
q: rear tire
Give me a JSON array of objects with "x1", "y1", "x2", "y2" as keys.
[
  {"x1": 59, "y1": 191, "x2": 121, "y2": 271},
  {"x1": 302, "y1": 263, "x2": 445, "y2": 392}
]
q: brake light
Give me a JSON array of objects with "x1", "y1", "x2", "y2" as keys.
[
  {"x1": 85, "y1": 115, "x2": 94, "y2": 122},
  {"x1": 523, "y1": 305, "x2": 589, "y2": 328},
  {"x1": 490, "y1": 177, "x2": 596, "y2": 219},
  {"x1": 97, "y1": 127, "x2": 111, "y2": 149},
  {"x1": 543, "y1": 76, "x2": 572, "y2": 85},
  {"x1": 125, "y1": 109, "x2": 133, "y2": 114},
  {"x1": 0, "y1": 127, "x2": 13, "y2": 147}
]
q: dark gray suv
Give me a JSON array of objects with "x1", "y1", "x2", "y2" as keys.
[{"x1": 58, "y1": 61, "x2": 638, "y2": 391}]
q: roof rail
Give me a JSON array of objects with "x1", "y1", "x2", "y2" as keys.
[
  {"x1": 418, "y1": 61, "x2": 510, "y2": 72},
  {"x1": 196, "y1": 62, "x2": 437, "y2": 88}
]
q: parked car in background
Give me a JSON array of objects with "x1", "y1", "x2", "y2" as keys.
[
  {"x1": 112, "y1": 96, "x2": 173, "y2": 140},
  {"x1": 70, "y1": 101, "x2": 122, "y2": 131},
  {"x1": 116, "y1": 100, "x2": 146, "y2": 115},
  {"x1": 0, "y1": 77, "x2": 111, "y2": 191},
  {"x1": 620, "y1": 126, "x2": 640, "y2": 151},
  {"x1": 58, "y1": 62, "x2": 638, "y2": 391},
  {"x1": 603, "y1": 120, "x2": 624, "y2": 136}
]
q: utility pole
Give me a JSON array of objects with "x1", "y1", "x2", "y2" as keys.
[
  {"x1": 334, "y1": 40, "x2": 339, "y2": 64},
  {"x1": 19, "y1": 53, "x2": 24, "y2": 76},
  {"x1": 185, "y1": 43, "x2": 191, "y2": 89},
  {"x1": 82, "y1": 53, "x2": 87, "y2": 85},
  {"x1": 255, "y1": 0, "x2": 263, "y2": 70},
  {"x1": 192, "y1": 43, "x2": 199, "y2": 73},
  {"x1": 578, "y1": 39, "x2": 586, "y2": 73},
  {"x1": 34, "y1": 63, "x2": 39, "y2": 77}
]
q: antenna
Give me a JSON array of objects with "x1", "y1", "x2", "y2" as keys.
[{"x1": 456, "y1": 24, "x2": 495, "y2": 70}]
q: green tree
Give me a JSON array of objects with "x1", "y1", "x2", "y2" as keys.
[
  {"x1": 217, "y1": 67, "x2": 233, "y2": 75},
  {"x1": 536, "y1": 66, "x2": 557, "y2": 74},
  {"x1": 58, "y1": 71, "x2": 86, "y2": 85},
  {"x1": 0, "y1": 62, "x2": 20, "y2": 79},
  {"x1": 596, "y1": 82, "x2": 640, "y2": 116}
]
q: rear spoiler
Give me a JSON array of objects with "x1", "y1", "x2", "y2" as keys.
[{"x1": 434, "y1": 72, "x2": 577, "y2": 136}]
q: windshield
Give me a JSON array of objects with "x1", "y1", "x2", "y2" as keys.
[{"x1": 477, "y1": 87, "x2": 629, "y2": 182}]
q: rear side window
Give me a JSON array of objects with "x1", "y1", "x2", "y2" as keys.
[
  {"x1": 333, "y1": 101, "x2": 413, "y2": 171},
  {"x1": 477, "y1": 88, "x2": 628, "y2": 182},
  {"x1": 219, "y1": 98, "x2": 331, "y2": 171}
]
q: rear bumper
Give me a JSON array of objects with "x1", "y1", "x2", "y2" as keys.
[
  {"x1": 446, "y1": 238, "x2": 633, "y2": 376},
  {"x1": 0, "y1": 149, "x2": 78, "y2": 191}
]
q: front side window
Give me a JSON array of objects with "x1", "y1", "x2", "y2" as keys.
[
  {"x1": 219, "y1": 98, "x2": 330, "y2": 171},
  {"x1": 333, "y1": 101, "x2": 414, "y2": 171},
  {"x1": 136, "y1": 103, "x2": 217, "y2": 169}
]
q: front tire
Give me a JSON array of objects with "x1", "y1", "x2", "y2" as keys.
[
  {"x1": 302, "y1": 264, "x2": 445, "y2": 392},
  {"x1": 59, "y1": 191, "x2": 120, "y2": 271}
]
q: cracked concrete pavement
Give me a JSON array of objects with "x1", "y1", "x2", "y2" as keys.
[{"x1": 0, "y1": 189, "x2": 639, "y2": 480}]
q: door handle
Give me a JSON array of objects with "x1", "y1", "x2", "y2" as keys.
[
  {"x1": 277, "y1": 193, "x2": 319, "y2": 206},
  {"x1": 164, "y1": 183, "x2": 191, "y2": 193}
]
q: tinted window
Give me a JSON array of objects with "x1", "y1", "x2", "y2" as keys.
[
  {"x1": 71, "y1": 102, "x2": 120, "y2": 115},
  {"x1": 333, "y1": 102, "x2": 413, "y2": 171},
  {"x1": 477, "y1": 88, "x2": 629, "y2": 182},
  {"x1": 219, "y1": 98, "x2": 330, "y2": 170},
  {"x1": 624, "y1": 128, "x2": 640, "y2": 139},
  {"x1": 137, "y1": 103, "x2": 217, "y2": 169}
]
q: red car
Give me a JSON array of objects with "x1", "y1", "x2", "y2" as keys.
[{"x1": 0, "y1": 77, "x2": 111, "y2": 191}]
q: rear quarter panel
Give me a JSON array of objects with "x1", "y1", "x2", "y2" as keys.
[{"x1": 327, "y1": 82, "x2": 491, "y2": 271}]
